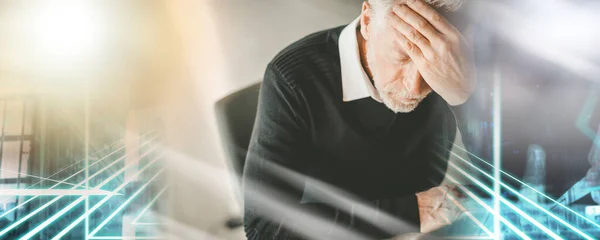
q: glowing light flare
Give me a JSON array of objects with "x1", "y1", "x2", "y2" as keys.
[
  {"x1": 472, "y1": 0, "x2": 600, "y2": 79},
  {"x1": 31, "y1": 0, "x2": 106, "y2": 60}
]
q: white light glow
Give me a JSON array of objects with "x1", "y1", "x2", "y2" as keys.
[
  {"x1": 472, "y1": 0, "x2": 600, "y2": 80},
  {"x1": 31, "y1": 0, "x2": 105, "y2": 59}
]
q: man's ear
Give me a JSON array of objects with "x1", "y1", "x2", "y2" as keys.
[{"x1": 360, "y1": 1, "x2": 373, "y2": 40}]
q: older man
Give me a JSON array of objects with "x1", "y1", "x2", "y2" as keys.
[{"x1": 243, "y1": 0, "x2": 474, "y2": 239}]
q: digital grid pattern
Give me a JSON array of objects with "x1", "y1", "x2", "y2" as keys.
[{"x1": 0, "y1": 131, "x2": 166, "y2": 239}]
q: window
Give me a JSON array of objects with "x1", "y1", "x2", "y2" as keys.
[{"x1": 0, "y1": 99, "x2": 35, "y2": 214}]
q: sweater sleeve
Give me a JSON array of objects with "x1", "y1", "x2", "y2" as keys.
[{"x1": 242, "y1": 63, "x2": 422, "y2": 240}]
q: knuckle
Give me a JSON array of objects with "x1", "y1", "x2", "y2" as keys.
[
  {"x1": 385, "y1": 12, "x2": 395, "y2": 21},
  {"x1": 409, "y1": 28, "x2": 419, "y2": 39},
  {"x1": 415, "y1": 2, "x2": 427, "y2": 12},
  {"x1": 404, "y1": 41, "x2": 414, "y2": 51},
  {"x1": 428, "y1": 53, "x2": 439, "y2": 62},
  {"x1": 432, "y1": 14, "x2": 443, "y2": 23},
  {"x1": 418, "y1": 20, "x2": 428, "y2": 29},
  {"x1": 439, "y1": 40, "x2": 451, "y2": 51},
  {"x1": 392, "y1": 4, "x2": 401, "y2": 13},
  {"x1": 422, "y1": 61, "x2": 433, "y2": 70}
]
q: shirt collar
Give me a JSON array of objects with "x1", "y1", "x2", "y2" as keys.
[{"x1": 339, "y1": 17, "x2": 382, "y2": 102}]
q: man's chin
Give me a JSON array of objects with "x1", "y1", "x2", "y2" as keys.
[{"x1": 382, "y1": 99, "x2": 420, "y2": 113}]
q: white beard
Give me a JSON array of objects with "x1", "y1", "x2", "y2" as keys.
[
  {"x1": 365, "y1": 44, "x2": 429, "y2": 113},
  {"x1": 379, "y1": 89, "x2": 422, "y2": 113}
]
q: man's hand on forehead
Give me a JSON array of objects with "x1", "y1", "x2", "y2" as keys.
[
  {"x1": 388, "y1": 0, "x2": 475, "y2": 106},
  {"x1": 394, "y1": 0, "x2": 459, "y2": 36}
]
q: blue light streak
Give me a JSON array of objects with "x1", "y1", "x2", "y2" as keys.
[
  {"x1": 437, "y1": 157, "x2": 563, "y2": 239},
  {"x1": 492, "y1": 67, "x2": 502, "y2": 239},
  {"x1": 0, "y1": 145, "x2": 124, "y2": 220},
  {"x1": 20, "y1": 151, "x2": 161, "y2": 240},
  {"x1": 0, "y1": 137, "x2": 124, "y2": 204},
  {"x1": 448, "y1": 142, "x2": 600, "y2": 230},
  {"x1": 443, "y1": 149, "x2": 595, "y2": 239},
  {"x1": 50, "y1": 156, "x2": 163, "y2": 240},
  {"x1": 443, "y1": 185, "x2": 494, "y2": 237},
  {"x1": 18, "y1": 150, "x2": 161, "y2": 240},
  {"x1": 432, "y1": 164, "x2": 531, "y2": 239},
  {"x1": 88, "y1": 169, "x2": 165, "y2": 237},
  {"x1": 0, "y1": 134, "x2": 157, "y2": 221},
  {"x1": 575, "y1": 88, "x2": 599, "y2": 141},
  {"x1": 0, "y1": 151, "x2": 129, "y2": 238},
  {"x1": 132, "y1": 185, "x2": 168, "y2": 224},
  {"x1": 0, "y1": 143, "x2": 157, "y2": 239}
]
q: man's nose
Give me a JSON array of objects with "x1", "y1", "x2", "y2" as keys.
[{"x1": 404, "y1": 71, "x2": 425, "y2": 96}]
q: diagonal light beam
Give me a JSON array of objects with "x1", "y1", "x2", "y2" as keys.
[
  {"x1": 438, "y1": 148, "x2": 595, "y2": 239},
  {"x1": 0, "y1": 134, "x2": 159, "y2": 221},
  {"x1": 88, "y1": 169, "x2": 165, "y2": 237},
  {"x1": 132, "y1": 185, "x2": 168, "y2": 224},
  {"x1": 0, "y1": 137, "x2": 124, "y2": 204},
  {"x1": 436, "y1": 155, "x2": 563, "y2": 239},
  {"x1": 27, "y1": 137, "x2": 125, "y2": 188},
  {"x1": 0, "y1": 189, "x2": 119, "y2": 196},
  {"x1": 19, "y1": 150, "x2": 163, "y2": 240},
  {"x1": 447, "y1": 141, "x2": 600, "y2": 230},
  {"x1": 49, "y1": 154, "x2": 164, "y2": 240},
  {"x1": 0, "y1": 143, "x2": 158, "y2": 238},
  {"x1": 432, "y1": 163, "x2": 531, "y2": 240},
  {"x1": 438, "y1": 181, "x2": 494, "y2": 238}
]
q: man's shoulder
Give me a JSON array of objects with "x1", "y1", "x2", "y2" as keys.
[{"x1": 268, "y1": 25, "x2": 346, "y2": 87}]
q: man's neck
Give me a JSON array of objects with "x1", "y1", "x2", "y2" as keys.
[{"x1": 356, "y1": 27, "x2": 374, "y2": 82}]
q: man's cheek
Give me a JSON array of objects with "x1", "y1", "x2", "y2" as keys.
[{"x1": 376, "y1": 68, "x2": 398, "y2": 86}]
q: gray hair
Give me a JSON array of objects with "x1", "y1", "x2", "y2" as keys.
[{"x1": 368, "y1": 0, "x2": 464, "y2": 19}]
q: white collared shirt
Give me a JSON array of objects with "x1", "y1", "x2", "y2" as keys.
[
  {"x1": 337, "y1": 18, "x2": 473, "y2": 187},
  {"x1": 339, "y1": 17, "x2": 382, "y2": 103}
]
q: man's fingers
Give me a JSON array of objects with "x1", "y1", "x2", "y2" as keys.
[
  {"x1": 387, "y1": 12, "x2": 432, "y2": 59},
  {"x1": 404, "y1": 0, "x2": 459, "y2": 39},
  {"x1": 449, "y1": 187, "x2": 464, "y2": 199},
  {"x1": 392, "y1": 4, "x2": 444, "y2": 46},
  {"x1": 393, "y1": 29, "x2": 425, "y2": 65}
]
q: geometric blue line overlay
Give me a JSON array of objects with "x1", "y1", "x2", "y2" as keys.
[
  {"x1": 20, "y1": 147, "x2": 162, "y2": 239},
  {"x1": 437, "y1": 142, "x2": 600, "y2": 239},
  {"x1": 131, "y1": 185, "x2": 168, "y2": 225},
  {"x1": 447, "y1": 141, "x2": 600, "y2": 230},
  {"x1": 444, "y1": 149, "x2": 595, "y2": 239},
  {"x1": 50, "y1": 151, "x2": 163, "y2": 239},
  {"x1": 0, "y1": 133, "x2": 166, "y2": 239},
  {"x1": 431, "y1": 163, "x2": 532, "y2": 240},
  {"x1": 88, "y1": 169, "x2": 166, "y2": 237}
]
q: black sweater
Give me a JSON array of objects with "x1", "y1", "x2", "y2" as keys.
[{"x1": 243, "y1": 25, "x2": 457, "y2": 240}]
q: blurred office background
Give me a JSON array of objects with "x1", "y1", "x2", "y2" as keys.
[{"x1": 0, "y1": 0, "x2": 363, "y2": 239}]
